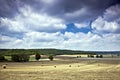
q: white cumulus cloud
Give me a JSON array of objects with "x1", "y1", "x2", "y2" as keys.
[
  {"x1": 92, "y1": 17, "x2": 120, "y2": 33},
  {"x1": 1, "y1": 31, "x2": 120, "y2": 51},
  {"x1": 0, "y1": 5, "x2": 66, "y2": 33},
  {"x1": 0, "y1": 4, "x2": 120, "y2": 51},
  {"x1": 74, "y1": 22, "x2": 90, "y2": 28},
  {"x1": 92, "y1": 4, "x2": 120, "y2": 33}
]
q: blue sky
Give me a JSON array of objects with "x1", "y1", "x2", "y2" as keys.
[
  {"x1": 64, "y1": 23, "x2": 92, "y2": 33},
  {"x1": 0, "y1": 0, "x2": 120, "y2": 51}
]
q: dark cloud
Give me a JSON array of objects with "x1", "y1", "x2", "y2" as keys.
[
  {"x1": 0, "y1": 0, "x2": 120, "y2": 34},
  {"x1": 42, "y1": 0, "x2": 120, "y2": 22},
  {"x1": 20, "y1": 0, "x2": 44, "y2": 11},
  {"x1": 103, "y1": 4, "x2": 120, "y2": 22},
  {"x1": 0, "y1": 0, "x2": 119, "y2": 22},
  {"x1": 91, "y1": 4, "x2": 120, "y2": 34},
  {"x1": 0, "y1": 0, "x2": 19, "y2": 18},
  {"x1": 0, "y1": 26, "x2": 24, "y2": 39}
]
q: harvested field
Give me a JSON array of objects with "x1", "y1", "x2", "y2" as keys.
[{"x1": 0, "y1": 56, "x2": 120, "y2": 80}]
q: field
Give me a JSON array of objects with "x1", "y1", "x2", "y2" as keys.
[{"x1": 0, "y1": 55, "x2": 120, "y2": 80}]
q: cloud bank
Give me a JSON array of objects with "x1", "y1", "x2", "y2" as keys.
[{"x1": 0, "y1": 0, "x2": 120, "y2": 51}]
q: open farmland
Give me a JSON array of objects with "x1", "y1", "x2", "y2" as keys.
[{"x1": 0, "y1": 55, "x2": 120, "y2": 80}]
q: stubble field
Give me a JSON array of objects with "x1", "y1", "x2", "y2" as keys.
[{"x1": 0, "y1": 55, "x2": 120, "y2": 80}]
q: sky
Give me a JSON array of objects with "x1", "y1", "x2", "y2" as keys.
[{"x1": 0, "y1": 0, "x2": 120, "y2": 51}]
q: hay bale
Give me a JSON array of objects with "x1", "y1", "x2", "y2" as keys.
[
  {"x1": 2, "y1": 64, "x2": 7, "y2": 69},
  {"x1": 69, "y1": 65, "x2": 71, "y2": 67}
]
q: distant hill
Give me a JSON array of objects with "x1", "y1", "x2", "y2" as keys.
[
  {"x1": 0, "y1": 49, "x2": 94, "y2": 56},
  {"x1": 94, "y1": 51, "x2": 120, "y2": 54},
  {"x1": 0, "y1": 49, "x2": 120, "y2": 56}
]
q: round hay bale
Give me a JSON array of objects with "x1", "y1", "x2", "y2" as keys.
[
  {"x1": 69, "y1": 65, "x2": 71, "y2": 67},
  {"x1": 2, "y1": 64, "x2": 7, "y2": 69}
]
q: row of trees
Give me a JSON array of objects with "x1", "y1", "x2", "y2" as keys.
[
  {"x1": 11, "y1": 53, "x2": 54, "y2": 62},
  {"x1": 0, "y1": 55, "x2": 7, "y2": 61},
  {"x1": 11, "y1": 54, "x2": 54, "y2": 62},
  {"x1": 0, "y1": 49, "x2": 96, "y2": 56},
  {"x1": 35, "y1": 53, "x2": 54, "y2": 61},
  {"x1": 87, "y1": 54, "x2": 103, "y2": 58},
  {"x1": 0, "y1": 53, "x2": 54, "y2": 62},
  {"x1": 11, "y1": 54, "x2": 30, "y2": 62}
]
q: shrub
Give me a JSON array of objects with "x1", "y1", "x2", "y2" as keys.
[
  {"x1": 96, "y1": 54, "x2": 103, "y2": 58},
  {"x1": 0, "y1": 55, "x2": 7, "y2": 61},
  {"x1": 117, "y1": 54, "x2": 120, "y2": 56},
  {"x1": 0, "y1": 55, "x2": 5, "y2": 60},
  {"x1": 90, "y1": 55, "x2": 94, "y2": 58},
  {"x1": 48, "y1": 55, "x2": 54, "y2": 61},
  {"x1": 35, "y1": 53, "x2": 41, "y2": 61},
  {"x1": 99, "y1": 55, "x2": 103, "y2": 58},
  {"x1": 87, "y1": 55, "x2": 90, "y2": 58},
  {"x1": 11, "y1": 54, "x2": 30, "y2": 62},
  {"x1": 77, "y1": 56, "x2": 81, "y2": 58},
  {"x1": 96, "y1": 54, "x2": 99, "y2": 58},
  {"x1": 11, "y1": 54, "x2": 19, "y2": 62},
  {"x1": 88, "y1": 54, "x2": 94, "y2": 58}
]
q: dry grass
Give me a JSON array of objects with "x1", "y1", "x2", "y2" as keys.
[{"x1": 0, "y1": 56, "x2": 120, "y2": 80}]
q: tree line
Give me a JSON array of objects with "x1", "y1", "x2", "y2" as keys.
[
  {"x1": 0, "y1": 53, "x2": 54, "y2": 62},
  {"x1": 0, "y1": 49, "x2": 96, "y2": 56}
]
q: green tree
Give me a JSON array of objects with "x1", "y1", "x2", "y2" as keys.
[
  {"x1": 0, "y1": 55, "x2": 6, "y2": 61},
  {"x1": 96, "y1": 54, "x2": 99, "y2": 58},
  {"x1": 35, "y1": 53, "x2": 41, "y2": 61},
  {"x1": 100, "y1": 55, "x2": 103, "y2": 58},
  {"x1": 11, "y1": 54, "x2": 30, "y2": 62},
  {"x1": 48, "y1": 55, "x2": 54, "y2": 61}
]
